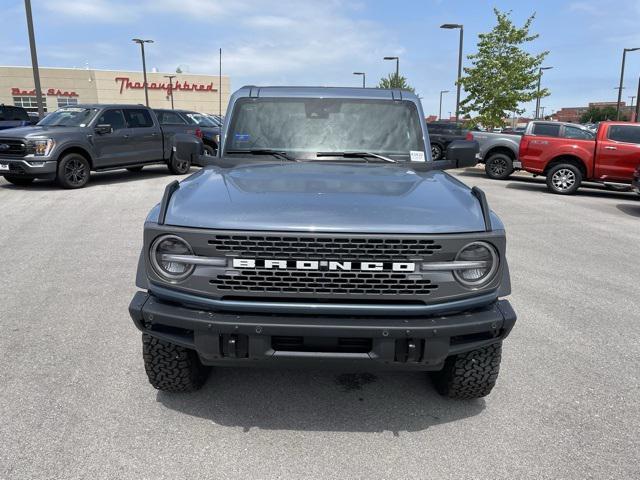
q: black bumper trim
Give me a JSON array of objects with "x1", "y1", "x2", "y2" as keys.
[{"x1": 129, "y1": 291, "x2": 517, "y2": 369}]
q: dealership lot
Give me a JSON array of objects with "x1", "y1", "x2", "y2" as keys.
[{"x1": 1, "y1": 168, "x2": 638, "y2": 479}]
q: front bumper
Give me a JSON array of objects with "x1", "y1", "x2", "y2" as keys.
[
  {"x1": 129, "y1": 291, "x2": 517, "y2": 370},
  {"x1": 0, "y1": 159, "x2": 57, "y2": 178}
]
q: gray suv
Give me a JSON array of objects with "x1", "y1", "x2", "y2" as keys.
[{"x1": 129, "y1": 86, "x2": 517, "y2": 399}]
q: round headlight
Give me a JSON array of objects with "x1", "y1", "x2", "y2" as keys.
[
  {"x1": 150, "y1": 235, "x2": 195, "y2": 282},
  {"x1": 453, "y1": 241, "x2": 499, "y2": 288}
]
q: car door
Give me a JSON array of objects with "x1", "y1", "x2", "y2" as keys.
[
  {"x1": 91, "y1": 109, "x2": 132, "y2": 167},
  {"x1": 123, "y1": 108, "x2": 163, "y2": 163},
  {"x1": 595, "y1": 124, "x2": 640, "y2": 181}
]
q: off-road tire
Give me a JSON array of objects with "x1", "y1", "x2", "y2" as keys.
[
  {"x1": 142, "y1": 334, "x2": 209, "y2": 392},
  {"x1": 3, "y1": 175, "x2": 35, "y2": 186},
  {"x1": 57, "y1": 153, "x2": 90, "y2": 189},
  {"x1": 431, "y1": 342, "x2": 502, "y2": 399},
  {"x1": 167, "y1": 152, "x2": 191, "y2": 175},
  {"x1": 431, "y1": 143, "x2": 443, "y2": 160},
  {"x1": 127, "y1": 166, "x2": 144, "y2": 172},
  {"x1": 485, "y1": 153, "x2": 514, "y2": 180},
  {"x1": 546, "y1": 163, "x2": 582, "y2": 195}
]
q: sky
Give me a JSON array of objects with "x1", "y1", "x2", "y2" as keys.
[{"x1": 2, "y1": 0, "x2": 640, "y2": 117}]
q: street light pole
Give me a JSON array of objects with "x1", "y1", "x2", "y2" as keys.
[
  {"x1": 383, "y1": 56, "x2": 399, "y2": 79},
  {"x1": 24, "y1": 0, "x2": 44, "y2": 118},
  {"x1": 616, "y1": 47, "x2": 640, "y2": 119},
  {"x1": 440, "y1": 23, "x2": 464, "y2": 122},
  {"x1": 132, "y1": 38, "x2": 154, "y2": 107},
  {"x1": 439, "y1": 90, "x2": 449, "y2": 120},
  {"x1": 353, "y1": 72, "x2": 366, "y2": 88},
  {"x1": 636, "y1": 77, "x2": 640, "y2": 122},
  {"x1": 535, "y1": 66, "x2": 553, "y2": 119},
  {"x1": 164, "y1": 75, "x2": 176, "y2": 109}
]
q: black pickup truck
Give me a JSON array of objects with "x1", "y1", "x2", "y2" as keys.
[
  {"x1": 0, "y1": 105, "x2": 35, "y2": 131},
  {"x1": 426, "y1": 121, "x2": 470, "y2": 160},
  {"x1": 0, "y1": 104, "x2": 203, "y2": 188}
]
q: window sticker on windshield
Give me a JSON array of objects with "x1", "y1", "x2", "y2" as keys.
[
  {"x1": 410, "y1": 150, "x2": 425, "y2": 162},
  {"x1": 234, "y1": 133, "x2": 250, "y2": 142}
]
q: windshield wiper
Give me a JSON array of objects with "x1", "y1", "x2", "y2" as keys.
[
  {"x1": 315, "y1": 151, "x2": 397, "y2": 163},
  {"x1": 226, "y1": 148, "x2": 298, "y2": 162}
]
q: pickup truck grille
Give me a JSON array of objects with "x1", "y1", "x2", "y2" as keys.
[
  {"x1": 211, "y1": 269, "x2": 438, "y2": 296},
  {"x1": 0, "y1": 139, "x2": 27, "y2": 157},
  {"x1": 208, "y1": 234, "x2": 442, "y2": 260}
]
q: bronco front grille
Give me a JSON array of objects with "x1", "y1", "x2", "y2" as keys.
[
  {"x1": 208, "y1": 234, "x2": 441, "y2": 260},
  {"x1": 210, "y1": 269, "x2": 438, "y2": 296},
  {"x1": 0, "y1": 139, "x2": 27, "y2": 157}
]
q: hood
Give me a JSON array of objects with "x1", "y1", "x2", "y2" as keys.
[
  {"x1": 0, "y1": 125, "x2": 87, "y2": 138},
  {"x1": 161, "y1": 162, "x2": 491, "y2": 234}
]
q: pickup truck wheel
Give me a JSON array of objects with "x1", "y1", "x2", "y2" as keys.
[
  {"x1": 57, "y1": 154, "x2": 90, "y2": 189},
  {"x1": 546, "y1": 164, "x2": 582, "y2": 195},
  {"x1": 431, "y1": 343, "x2": 502, "y2": 399},
  {"x1": 168, "y1": 153, "x2": 191, "y2": 175},
  {"x1": 485, "y1": 154, "x2": 514, "y2": 180},
  {"x1": 203, "y1": 144, "x2": 216, "y2": 156},
  {"x1": 431, "y1": 143, "x2": 443, "y2": 160},
  {"x1": 142, "y1": 334, "x2": 210, "y2": 392},
  {"x1": 127, "y1": 166, "x2": 144, "y2": 173},
  {"x1": 3, "y1": 175, "x2": 35, "y2": 186}
]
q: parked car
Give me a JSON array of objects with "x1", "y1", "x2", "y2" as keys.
[
  {"x1": 519, "y1": 121, "x2": 640, "y2": 194},
  {"x1": 154, "y1": 109, "x2": 220, "y2": 156},
  {"x1": 0, "y1": 105, "x2": 34, "y2": 131},
  {"x1": 426, "y1": 121, "x2": 469, "y2": 160},
  {"x1": 0, "y1": 104, "x2": 203, "y2": 188},
  {"x1": 129, "y1": 86, "x2": 517, "y2": 400},
  {"x1": 466, "y1": 130, "x2": 522, "y2": 179},
  {"x1": 632, "y1": 164, "x2": 640, "y2": 194}
]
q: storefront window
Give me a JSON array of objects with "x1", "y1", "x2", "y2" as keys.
[
  {"x1": 13, "y1": 96, "x2": 47, "y2": 113},
  {"x1": 57, "y1": 97, "x2": 79, "y2": 107}
]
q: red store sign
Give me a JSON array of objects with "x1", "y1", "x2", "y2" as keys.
[
  {"x1": 11, "y1": 87, "x2": 78, "y2": 97},
  {"x1": 115, "y1": 76, "x2": 217, "y2": 94}
]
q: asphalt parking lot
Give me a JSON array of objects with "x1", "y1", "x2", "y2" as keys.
[{"x1": 1, "y1": 166, "x2": 639, "y2": 480}]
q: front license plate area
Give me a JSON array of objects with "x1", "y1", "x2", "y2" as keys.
[{"x1": 0, "y1": 163, "x2": 9, "y2": 171}]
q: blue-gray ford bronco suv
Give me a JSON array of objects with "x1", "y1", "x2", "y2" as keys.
[{"x1": 129, "y1": 86, "x2": 517, "y2": 399}]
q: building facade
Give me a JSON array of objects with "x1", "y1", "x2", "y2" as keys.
[{"x1": 0, "y1": 66, "x2": 230, "y2": 116}]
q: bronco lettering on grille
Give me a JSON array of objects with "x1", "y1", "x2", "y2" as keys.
[{"x1": 232, "y1": 258, "x2": 415, "y2": 272}]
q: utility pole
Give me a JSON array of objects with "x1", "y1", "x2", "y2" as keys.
[
  {"x1": 132, "y1": 38, "x2": 153, "y2": 107},
  {"x1": 24, "y1": 0, "x2": 44, "y2": 118},
  {"x1": 440, "y1": 23, "x2": 464, "y2": 122},
  {"x1": 164, "y1": 75, "x2": 176, "y2": 109}
]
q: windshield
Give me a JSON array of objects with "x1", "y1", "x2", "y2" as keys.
[
  {"x1": 37, "y1": 107, "x2": 98, "y2": 127},
  {"x1": 225, "y1": 97, "x2": 425, "y2": 160},
  {"x1": 185, "y1": 113, "x2": 217, "y2": 127}
]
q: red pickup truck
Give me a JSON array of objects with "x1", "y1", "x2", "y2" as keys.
[{"x1": 519, "y1": 121, "x2": 640, "y2": 194}]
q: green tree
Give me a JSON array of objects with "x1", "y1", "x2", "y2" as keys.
[
  {"x1": 458, "y1": 9, "x2": 549, "y2": 129},
  {"x1": 377, "y1": 73, "x2": 415, "y2": 92},
  {"x1": 579, "y1": 105, "x2": 628, "y2": 123}
]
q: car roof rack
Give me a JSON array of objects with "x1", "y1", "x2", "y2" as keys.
[
  {"x1": 158, "y1": 180, "x2": 180, "y2": 225},
  {"x1": 471, "y1": 186, "x2": 492, "y2": 232}
]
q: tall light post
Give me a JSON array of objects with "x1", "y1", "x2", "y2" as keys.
[
  {"x1": 440, "y1": 23, "x2": 464, "y2": 122},
  {"x1": 24, "y1": 0, "x2": 44, "y2": 118},
  {"x1": 164, "y1": 74, "x2": 176, "y2": 109},
  {"x1": 629, "y1": 95, "x2": 636, "y2": 111},
  {"x1": 636, "y1": 77, "x2": 640, "y2": 122},
  {"x1": 439, "y1": 90, "x2": 449, "y2": 120},
  {"x1": 535, "y1": 66, "x2": 553, "y2": 119},
  {"x1": 383, "y1": 56, "x2": 399, "y2": 79},
  {"x1": 132, "y1": 38, "x2": 154, "y2": 107},
  {"x1": 616, "y1": 47, "x2": 640, "y2": 119},
  {"x1": 353, "y1": 72, "x2": 366, "y2": 88}
]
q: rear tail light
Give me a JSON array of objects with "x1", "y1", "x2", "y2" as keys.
[
  {"x1": 195, "y1": 127, "x2": 203, "y2": 139},
  {"x1": 519, "y1": 136, "x2": 529, "y2": 155},
  {"x1": 465, "y1": 132, "x2": 474, "y2": 141}
]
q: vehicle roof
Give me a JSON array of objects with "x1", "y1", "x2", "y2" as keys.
[
  {"x1": 60, "y1": 104, "x2": 151, "y2": 109},
  {"x1": 234, "y1": 85, "x2": 419, "y2": 101},
  {"x1": 154, "y1": 108, "x2": 200, "y2": 114}
]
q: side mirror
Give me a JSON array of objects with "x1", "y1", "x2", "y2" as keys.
[
  {"x1": 173, "y1": 133, "x2": 205, "y2": 167},
  {"x1": 445, "y1": 140, "x2": 479, "y2": 169},
  {"x1": 95, "y1": 124, "x2": 113, "y2": 135}
]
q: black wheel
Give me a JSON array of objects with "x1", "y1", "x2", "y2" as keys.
[
  {"x1": 431, "y1": 343, "x2": 502, "y2": 399},
  {"x1": 167, "y1": 153, "x2": 191, "y2": 175},
  {"x1": 142, "y1": 334, "x2": 210, "y2": 392},
  {"x1": 127, "y1": 166, "x2": 144, "y2": 173},
  {"x1": 3, "y1": 175, "x2": 35, "y2": 186},
  {"x1": 431, "y1": 143, "x2": 443, "y2": 160},
  {"x1": 203, "y1": 144, "x2": 216, "y2": 157},
  {"x1": 485, "y1": 153, "x2": 514, "y2": 180},
  {"x1": 57, "y1": 154, "x2": 90, "y2": 189},
  {"x1": 546, "y1": 163, "x2": 582, "y2": 195}
]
